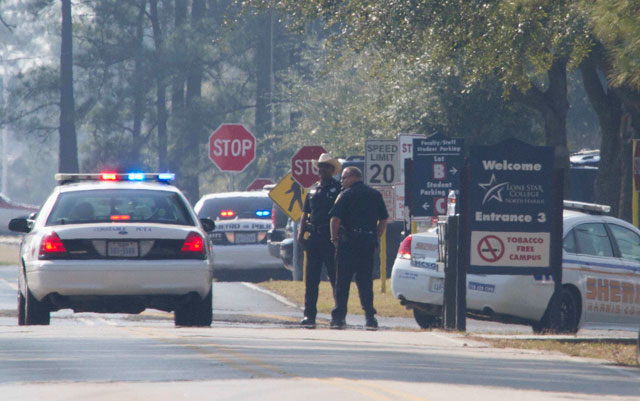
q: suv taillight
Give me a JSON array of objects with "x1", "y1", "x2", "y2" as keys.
[
  {"x1": 39, "y1": 231, "x2": 67, "y2": 259},
  {"x1": 397, "y1": 235, "x2": 412, "y2": 259},
  {"x1": 181, "y1": 232, "x2": 205, "y2": 254}
]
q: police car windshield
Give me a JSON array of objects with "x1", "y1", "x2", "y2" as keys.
[{"x1": 46, "y1": 189, "x2": 195, "y2": 226}]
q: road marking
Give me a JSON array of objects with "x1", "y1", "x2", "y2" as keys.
[
  {"x1": 309, "y1": 378, "x2": 431, "y2": 401},
  {"x1": 242, "y1": 282, "x2": 300, "y2": 309},
  {"x1": 0, "y1": 278, "x2": 17, "y2": 291}
]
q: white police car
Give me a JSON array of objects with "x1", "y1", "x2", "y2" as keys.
[
  {"x1": 194, "y1": 191, "x2": 285, "y2": 278},
  {"x1": 391, "y1": 201, "x2": 640, "y2": 332},
  {"x1": 9, "y1": 173, "x2": 215, "y2": 327}
]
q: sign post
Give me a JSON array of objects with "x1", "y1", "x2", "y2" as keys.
[
  {"x1": 208, "y1": 124, "x2": 256, "y2": 172},
  {"x1": 291, "y1": 146, "x2": 327, "y2": 188}
]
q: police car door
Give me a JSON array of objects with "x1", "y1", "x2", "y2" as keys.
[
  {"x1": 604, "y1": 223, "x2": 640, "y2": 328},
  {"x1": 572, "y1": 222, "x2": 627, "y2": 326}
]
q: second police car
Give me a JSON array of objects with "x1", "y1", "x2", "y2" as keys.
[
  {"x1": 10, "y1": 173, "x2": 215, "y2": 327},
  {"x1": 391, "y1": 201, "x2": 640, "y2": 332}
]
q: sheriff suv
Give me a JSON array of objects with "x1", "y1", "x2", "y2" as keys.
[
  {"x1": 391, "y1": 201, "x2": 640, "y2": 333},
  {"x1": 9, "y1": 173, "x2": 215, "y2": 327}
]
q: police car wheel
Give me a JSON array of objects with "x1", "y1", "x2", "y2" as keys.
[
  {"x1": 549, "y1": 287, "x2": 579, "y2": 334},
  {"x1": 24, "y1": 288, "x2": 50, "y2": 326},
  {"x1": 413, "y1": 309, "x2": 441, "y2": 329},
  {"x1": 174, "y1": 290, "x2": 212, "y2": 327},
  {"x1": 17, "y1": 289, "x2": 26, "y2": 326}
]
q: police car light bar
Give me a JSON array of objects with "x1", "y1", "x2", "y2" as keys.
[
  {"x1": 563, "y1": 200, "x2": 610, "y2": 214},
  {"x1": 55, "y1": 173, "x2": 175, "y2": 184}
]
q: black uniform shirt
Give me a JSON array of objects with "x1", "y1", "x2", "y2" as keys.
[
  {"x1": 329, "y1": 181, "x2": 389, "y2": 231},
  {"x1": 303, "y1": 177, "x2": 341, "y2": 227}
]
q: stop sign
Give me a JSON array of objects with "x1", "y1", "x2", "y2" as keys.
[
  {"x1": 209, "y1": 124, "x2": 256, "y2": 172},
  {"x1": 291, "y1": 145, "x2": 327, "y2": 188},
  {"x1": 246, "y1": 178, "x2": 274, "y2": 191}
]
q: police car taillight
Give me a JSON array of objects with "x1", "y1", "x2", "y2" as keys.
[
  {"x1": 181, "y1": 232, "x2": 204, "y2": 253},
  {"x1": 220, "y1": 210, "x2": 235, "y2": 218},
  {"x1": 39, "y1": 232, "x2": 67, "y2": 258},
  {"x1": 397, "y1": 235, "x2": 412, "y2": 259}
]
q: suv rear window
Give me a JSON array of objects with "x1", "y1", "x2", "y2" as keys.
[
  {"x1": 46, "y1": 189, "x2": 195, "y2": 226},
  {"x1": 198, "y1": 195, "x2": 273, "y2": 220}
]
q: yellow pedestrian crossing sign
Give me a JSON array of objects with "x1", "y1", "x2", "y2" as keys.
[{"x1": 269, "y1": 172, "x2": 309, "y2": 221}]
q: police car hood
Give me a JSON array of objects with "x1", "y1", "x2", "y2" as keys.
[
  {"x1": 214, "y1": 218, "x2": 272, "y2": 232},
  {"x1": 51, "y1": 223, "x2": 200, "y2": 240}
]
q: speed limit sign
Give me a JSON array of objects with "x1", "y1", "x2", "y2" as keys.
[{"x1": 365, "y1": 139, "x2": 398, "y2": 186}]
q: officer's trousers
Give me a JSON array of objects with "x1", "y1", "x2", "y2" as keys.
[
  {"x1": 303, "y1": 233, "x2": 336, "y2": 320},
  {"x1": 331, "y1": 238, "x2": 377, "y2": 321}
]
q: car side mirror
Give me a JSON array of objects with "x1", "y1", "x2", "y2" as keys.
[
  {"x1": 200, "y1": 218, "x2": 215, "y2": 232},
  {"x1": 9, "y1": 218, "x2": 30, "y2": 233}
]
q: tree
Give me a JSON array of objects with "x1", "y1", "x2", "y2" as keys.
[{"x1": 59, "y1": 0, "x2": 79, "y2": 173}]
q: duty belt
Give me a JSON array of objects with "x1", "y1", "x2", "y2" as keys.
[{"x1": 349, "y1": 227, "x2": 376, "y2": 235}]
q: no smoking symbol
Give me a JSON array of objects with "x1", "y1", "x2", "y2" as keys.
[{"x1": 477, "y1": 235, "x2": 504, "y2": 263}]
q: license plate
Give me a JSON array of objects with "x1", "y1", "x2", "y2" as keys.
[
  {"x1": 430, "y1": 278, "x2": 444, "y2": 293},
  {"x1": 235, "y1": 232, "x2": 257, "y2": 244},
  {"x1": 107, "y1": 241, "x2": 139, "y2": 257}
]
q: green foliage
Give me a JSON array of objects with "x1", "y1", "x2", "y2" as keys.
[{"x1": 583, "y1": 0, "x2": 640, "y2": 90}]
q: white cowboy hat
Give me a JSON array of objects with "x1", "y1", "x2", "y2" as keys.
[{"x1": 311, "y1": 153, "x2": 342, "y2": 175}]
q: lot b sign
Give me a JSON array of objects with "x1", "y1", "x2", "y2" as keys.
[
  {"x1": 468, "y1": 139, "x2": 558, "y2": 275},
  {"x1": 209, "y1": 124, "x2": 256, "y2": 172}
]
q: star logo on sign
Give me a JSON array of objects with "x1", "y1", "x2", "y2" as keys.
[{"x1": 478, "y1": 174, "x2": 509, "y2": 204}]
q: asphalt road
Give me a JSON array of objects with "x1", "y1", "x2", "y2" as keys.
[{"x1": 1, "y1": 265, "x2": 639, "y2": 401}]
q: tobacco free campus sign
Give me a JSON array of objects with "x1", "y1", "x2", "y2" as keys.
[{"x1": 468, "y1": 139, "x2": 555, "y2": 275}]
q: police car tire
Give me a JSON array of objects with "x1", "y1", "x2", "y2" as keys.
[
  {"x1": 413, "y1": 309, "x2": 441, "y2": 329},
  {"x1": 24, "y1": 288, "x2": 50, "y2": 326},
  {"x1": 174, "y1": 290, "x2": 212, "y2": 327},
  {"x1": 549, "y1": 287, "x2": 579, "y2": 334},
  {"x1": 17, "y1": 289, "x2": 26, "y2": 326},
  {"x1": 636, "y1": 326, "x2": 639, "y2": 365}
]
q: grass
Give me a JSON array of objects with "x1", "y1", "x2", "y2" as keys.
[
  {"x1": 258, "y1": 278, "x2": 413, "y2": 318},
  {"x1": 258, "y1": 280, "x2": 640, "y2": 367},
  {"x1": 476, "y1": 337, "x2": 639, "y2": 367}
]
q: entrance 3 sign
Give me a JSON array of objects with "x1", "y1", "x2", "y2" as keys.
[{"x1": 468, "y1": 139, "x2": 556, "y2": 275}]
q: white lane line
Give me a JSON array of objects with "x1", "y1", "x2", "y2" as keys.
[
  {"x1": 242, "y1": 282, "x2": 301, "y2": 309},
  {"x1": 0, "y1": 278, "x2": 17, "y2": 291}
]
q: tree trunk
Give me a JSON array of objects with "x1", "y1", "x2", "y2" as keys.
[
  {"x1": 150, "y1": 0, "x2": 168, "y2": 171},
  {"x1": 169, "y1": 0, "x2": 187, "y2": 178},
  {"x1": 254, "y1": 10, "x2": 273, "y2": 140},
  {"x1": 58, "y1": 0, "x2": 79, "y2": 173},
  {"x1": 580, "y1": 46, "x2": 623, "y2": 216},
  {"x1": 182, "y1": 0, "x2": 205, "y2": 203},
  {"x1": 618, "y1": 87, "x2": 640, "y2": 222},
  {"x1": 130, "y1": 0, "x2": 147, "y2": 170},
  {"x1": 513, "y1": 58, "x2": 570, "y2": 191}
]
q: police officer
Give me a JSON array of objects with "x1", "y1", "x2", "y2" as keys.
[
  {"x1": 329, "y1": 167, "x2": 388, "y2": 330},
  {"x1": 297, "y1": 153, "x2": 342, "y2": 328}
]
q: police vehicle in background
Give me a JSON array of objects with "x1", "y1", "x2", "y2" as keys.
[
  {"x1": 195, "y1": 191, "x2": 289, "y2": 281},
  {"x1": 391, "y1": 201, "x2": 640, "y2": 332},
  {"x1": 9, "y1": 173, "x2": 215, "y2": 327}
]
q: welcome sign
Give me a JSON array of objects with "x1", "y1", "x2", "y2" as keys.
[{"x1": 468, "y1": 139, "x2": 556, "y2": 275}]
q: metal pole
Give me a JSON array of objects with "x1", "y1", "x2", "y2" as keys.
[
  {"x1": 380, "y1": 231, "x2": 387, "y2": 293},
  {"x1": 443, "y1": 215, "x2": 457, "y2": 329}
]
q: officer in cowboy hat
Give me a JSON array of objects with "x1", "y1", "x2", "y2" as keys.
[{"x1": 297, "y1": 153, "x2": 342, "y2": 328}]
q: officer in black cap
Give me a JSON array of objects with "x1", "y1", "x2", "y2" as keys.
[
  {"x1": 329, "y1": 166, "x2": 388, "y2": 330},
  {"x1": 297, "y1": 153, "x2": 342, "y2": 328}
]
